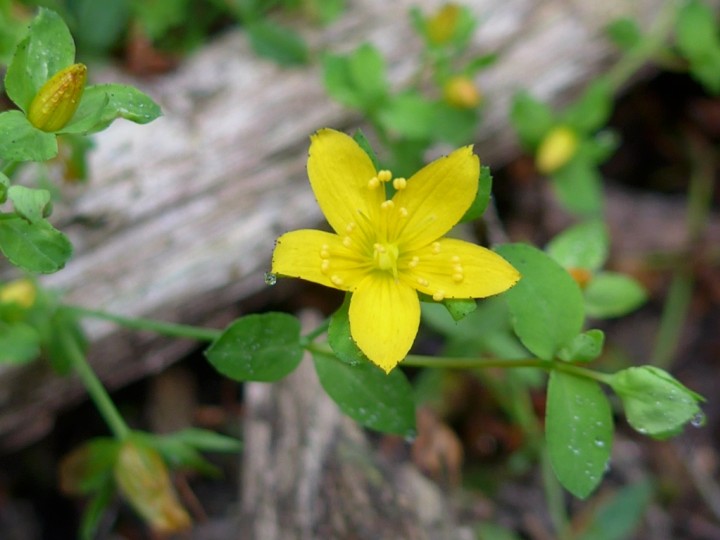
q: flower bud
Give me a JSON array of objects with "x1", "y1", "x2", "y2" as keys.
[
  {"x1": 535, "y1": 126, "x2": 579, "y2": 174},
  {"x1": 567, "y1": 267, "x2": 593, "y2": 289},
  {"x1": 426, "y1": 3, "x2": 461, "y2": 45},
  {"x1": 28, "y1": 63, "x2": 87, "y2": 132},
  {"x1": 0, "y1": 279, "x2": 36, "y2": 308},
  {"x1": 443, "y1": 76, "x2": 482, "y2": 109},
  {"x1": 114, "y1": 440, "x2": 191, "y2": 533}
]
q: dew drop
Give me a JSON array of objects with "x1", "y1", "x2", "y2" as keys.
[
  {"x1": 264, "y1": 272, "x2": 277, "y2": 286},
  {"x1": 691, "y1": 411, "x2": 706, "y2": 428},
  {"x1": 593, "y1": 438, "x2": 605, "y2": 448},
  {"x1": 405, "y1": 430, "x2": 417, "y2": 443}
]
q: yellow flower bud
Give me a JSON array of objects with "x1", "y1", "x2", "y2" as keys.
[
  {"x1": 114, "y1": 441, "x2": 191, "y2": 534},
  {"x1": 567, "y1": 267, "x2": 593, "y2": 289},
  {"x1": 28, "y1": 63, "x2": 87, "y2": 132},
  {"x1": 535, "y1": 126, "x2": 579, "y2": 174},
  {"x1": 443, "y1": 76, "x2": 482, "y2": 109},
  {"x1": 427, "y1": 3, "x2": 461, "y2": 45},
  {"x1": 0, "y1": 279, "x2": 36, "y2": 308}
]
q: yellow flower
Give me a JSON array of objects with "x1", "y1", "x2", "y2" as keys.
[
  {"x1": 535, "y1": 126, "x2": 579, "y2": 174},
  {"x1": 427, "y1": 3, "x2": 461, "y2": 45},
  {"x1": 0, "y1": 279, "x2": 36, "y2": 308},
  {"x1": 272, "y1": 129, "x2": 520, "y2": 373},
  {"x1": 443, "y1": 76, "x2": 482, "y2": 109},
  {"x1": 28, "y1": 63, "x2": 87, "y2": 132}
]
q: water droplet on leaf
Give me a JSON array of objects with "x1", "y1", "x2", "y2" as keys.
[
  {"x1": 691, "y1": 411, "x2": 706, "y2": 428},
  {"x1": 264, "y1": 272, "x2": 277, "y2": 286}
]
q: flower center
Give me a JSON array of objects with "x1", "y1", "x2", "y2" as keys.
[{"x1": 373, "y1": 242, "x2": 399, "y2": 275}]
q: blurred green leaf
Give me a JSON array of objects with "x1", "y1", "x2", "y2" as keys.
[
  {"x1": 585, "y1": 272, "x2": 647, "y2": 318},
  {"x1": 461, "y1": 165, "x2": 492, "y2": 222},
  {"x1": 676, "y1": 0, "x2": 720, "y2": 60},
  {"x1": 246, "y1": 19, "x2": 309, "y2": 66},
  {"x1": 610, "y1": 366, "x2": 704, "y2": 438},
  {"x1": 475, "y1": 521, "x2": 523, "y2": 540},
  {"x1": 431, "y1": 101, "x2": 479, "y2": 146},
  {"x1": 323, "y1": 44, "x2": 388, "y2": 109},
  {"x1": 163, "y1": 428, "x2": 242, "y2": 453},
  {"x1": 0, "y1": 214, "x2": 72, "y2": 273},
  {"x1": 79, "y1": 478, "x2": 115, "y2": 540},
  {"x1": 606, "y1": 18, "x2": 643, "y2": 51},
  {"x1": 378, "y1": 93, "x2": 436, "y2": 139},
  {"x1": 562, "y1": 79, "x2": 613, "y2": 134},
  {"x1": 59, "y1": 438, "x2": 120, "y2": 496},
  {"x1": 546, "y1": 219, "x2": 609, "y2": 272},
  {"x1": 71, "y1": 0, "x2": 131, "y2": 54},
  {"x1": 5, "y1": 8, "x2": 75, "y2": 112},
  {"x1": 552, "y1": 152, "x2": 604, "y2": 216},
  {"x1": 546, "y1": 371, "x2": 612, "y2": 498},
  {"x1": 0, "y1": 321, "x2": 40, "y2": 364},
  {"x1": 0, "y1": 173, "x2": 8, "y2": 204},
  {"x1": 313, "y1": 352, "x2": 416, "y2": 436},
  {"x1": 205, "y1": 312, "x2": 303, "y2": 382},
  {"x1": 8, "y1": 186, "x2": 52, "y2": 223},
  {"x1": 557, "y1": 329, "x2": 605, "y2": 363},
  {"x1": 45, "y1": 306, "x2": 87, "y2": 375},
  {"x1": 0, "y1": 110, "x2": 58, "y2": 162},
  {"x1": 131, "y1": 0, "x2": 189, "y2": 41},
  {"x1": 495, "y1": 244, "x2": 585, "y2": 360},
  {"x1": 577, "y1": 480, "x2": 653, "y2": 540},
  {"x1": 510, "y1": 91, "x2": 555, "y2": 150}
]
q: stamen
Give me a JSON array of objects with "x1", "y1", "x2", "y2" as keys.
[
  {"x1": 378, "y1": 170, "x2": 392, "y2": 183},
  {"x1": 453, "y1": 264, "x2": 463, "y2": 273},
  {"x1": 399, "y1": 207, "x2": 409, "y2": 218},
  {"x1": 367, "y1": 177, "x2": 380, "y2": 189},
  {"x1": 321, "y1": 260, "x2": 330, "y2": 273},
  {"x1": 342, "y1": 236, "x2": 352, "y2": 247},
  {"x1": 393, "y1": 177, "x2": 407, "y2": 190},
  {"x1": 451, "y1": 255, "x2": 460, "y2": 263},
  {"x1": 408, "y1": 256, "x2": 419, "y2": 268},
  {"x1": 374, "y1": 243, "x2": 385, "y2": 253},
  {"x1": 320, "y1": 244, "x2": 330, "y2": 259},
  {"x1": 380, "y1": 200, "x2": 395, "y2": 210},
  {"x1": 433, "y1": 290, "x2": 445, "y2": 301},
  {"x1": 417, "y1": 277, "x2": 429, "y2": 287},
  {"x1": 452, "y1": 273, "x2": 464, "y2": 283},
  {"x1": 432, "y1": 242, "x2": 441, "y2": 254},
  {"x1": 331, "y1": 275, "x2": 344, "y2": 286}
]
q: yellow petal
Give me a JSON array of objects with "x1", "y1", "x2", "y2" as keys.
[
  {"x1": 272, "y1": 229, "x2": 370, "y2": 291},
  {"x1": 392, "y1": 146, "x2": 479, "y2": 250},
  {"x1": 307, "y1": 129, "x2": 382, "y2": 239},
  {"x1": 349, "y1": 274, "x2": 420, "y2": 373},
  {"x1": 403, "y1": 238, "x2": 520, "y2": 299}
]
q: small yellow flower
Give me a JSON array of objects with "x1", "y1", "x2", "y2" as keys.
[
  {"x1": 114, "y1": 441, "x2": 191, "y2": 534},
  {"x1": 427, "y1": 3, "x2": 461, "y2": 45},
  {"x1": 535, "y1": 126, "x2": 579, "y2": 174},
  {"x1": 272, "y1": 129, "x2": 520, "y2": 373},
  {"x1": 444, "y1": 76, "x2": 482, "y2": 109},
  {"x1": 28, "y1": 63, "x2": 87, "y2": 132},
  {"x1": 0, "y1": 279, "x2": 36, "y2": 308}
]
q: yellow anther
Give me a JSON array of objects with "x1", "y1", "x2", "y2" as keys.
[
  {"x1": 432, "y1": 290, "x2": 445, "y2": 301},
  {"x1": 342, "y1": 236, "x2": 352, "y2": 247},
  {"x1": 399, "y1": 207, "x2": 409, "y2": 218},
  {"x1": 374, "y1": 243, "x2": 385, "y2": 253},
  {"x1": 393, "y1": 177, "x2": 407, "y2": 190},
  {"x1": 408, "y1": 256, "x2": 419, "y2": 268},
  {"x1": 368, "y1": 177, "x2": 380, "y2": 189},
  {"x1": 453, "y1": 264, "x2": 463, "y2": 273},
  {"x1": 451, "y1": 255, "x2": 460, "y2": 263},
  {"x1": 321, "y1": 260, "x2": 330, "y2": 273},
  {"x1": 331, "y1": 275, "x2": 344, "y2": 286},
  {"x1": 346, "y1": 222, "x2": 356, "y2": 233},
  {"x1": 417, "y1": 277, "x2": 429, "y2": 287},
  {"x1": 381, "y1": 200, "x2": 395, "y2": 210},
  {"x1": 452, "y1": 273, "x2": 464, "y2": 283},
  {"x1": 378, "y1": 170, "x2": 392, "y2": 183},
  {"x1": 320, "y1": 245, "x2": 330, "y2": 258},
  {"x1": 432, "y1": 242, "x2": 441, "y2": 254}
]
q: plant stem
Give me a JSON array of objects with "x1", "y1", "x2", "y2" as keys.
[
  {"x1": 1, "y1": 160, "x2": 20, "y2": 177},
  {"x1": 63, "y1": 305, "x2": 221, "y2": 342},
  {"x1": 300, "y1": 318, "x2": 330, "y2": 346},
  {"x1": 62, "y1": 332, "x2": 129, "y2": 440},
  {"x1": 605, "y1": 0, "x2": 678, "y2": 92}
]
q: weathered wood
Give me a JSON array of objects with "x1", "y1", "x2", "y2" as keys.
[{"x1": 0, "y1": 0, "x2": 664, "y2": 448}]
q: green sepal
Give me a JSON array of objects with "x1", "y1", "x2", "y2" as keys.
[
  {"x1": 328, "y1": 294, "x2": 369, "y2": 365},
  {"x1": 460, "y1": 164, "x2": 492, "y2": 222}
]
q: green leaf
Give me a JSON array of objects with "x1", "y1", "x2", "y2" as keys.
[
  {"x1": 475, "y1": 522, "x2": 523, "y2": 540},
  {"x1": 0, "y1": 321, "x2": 40, "y2": 364},
  {"x1": 377, "y1": 93, "x2": 437, "y2": 140},
  {"x1": 431, "y1": 101, "x2": 479, "y2": 146},
  {"x1": 687, "y1": 49, "x2": 720, "y2": 94},
  {"x1": 205, "y1": 312, "x2": 303, "y2": 382},
  {"x1": 353, "y1": 129, "x2": 380, "y2": 169},
  {"x1": 8, "y1": 185, "x2": 52, "y2": 223},
  {"x1": 610, "y1": 366, "x2": 704, "y2": 438},
  {"x1": 164, "y1": 428, "x2": 242, "y2": 453},
  {"x1": 577, "y1": 480, "x2": 653, "y2": 540},
  {"x1": 0, "y1": 172, "x2": 9, "y2": 204},
  {"x1": 328, "y1": 294, "x2": 369, "y2": 365},
  {"x1": 546, "y1": 219, "x2": 609, "y2": 272},
  {"x1": 552, "y1": 152, "x2": 604, "y2": 217},
  {"x1": 557, "y1": 329, "x2": 605, "y2": 363},
  {"x1": 510, "y1": 91, "x2": 555, "y2": 150},
  {"x1": 324, "y1": 44, "x2": 389, "y2": 110},
  {"x1": 131, "y1": 0, "x2": 188, "y2": 41},
  {"x1": 441, "y1": 298, "x2": 477, "y2": 321},
  {"x1": 0, "y1": 214, "x2": 72, "y2": 273},
  {"x1": 676, "y1": 0, "x2": 720, "y2": 61},
  {"x1": 62, "y1": 84, "x2": 162, "y2": 134},
  {"x1": 584, "y1": 272, "x2": 647, "y2": 318},
  {"x1": 0, "y1": 110, "x2": 58, "y2": 161},
  {"x1": 245, "y1": 19, "x2": 309, "y2": 66},
  {"x1": 561, "y1": 79, "x2": 613, "y2": 134},
  {"x1": 546, "y1": 371, "x2": 613, "y2": 498},
  {"x1": 79, "y1": 478, "x2": 115, "y2": 540},
  {"x1": 605, "y1": 18, "x2": 643, "y2": 51},
  {"x1": 60, "y1": 438, "x2": 120, "y2": 495},
  {"x1": 70, "y1": 0, "x2": 131, "y2": 55},
  {"x1": 45, "y1": 307, "x2": 87, "y2": 375},
  {"x1": 495, "y1": 244, "x2": 585, "y2": 360},
  {"x1": 5, "y1": 8, "x2": 76, "y2": 112},
  {"x1": 312, "y1": 353, "x2": 416, "y2": 436}
]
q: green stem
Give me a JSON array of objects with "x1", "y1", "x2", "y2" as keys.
[
  {"x1": 63, "y1": 305, "x2": 221, "y2": 342},
  {"x1": 605, "y1": 0, "x2": 678, "y2": 92},
  {"x1": 300, "y1": 319, "x2": 330, "y2": 347},
  {"x1": 62, "y1": 332, "x2": 129, "y2": 440},
  {"x1": 1, "y1": 160, "x2": 20, "y2": 177}
]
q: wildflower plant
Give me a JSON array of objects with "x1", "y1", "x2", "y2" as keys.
[{"x1": 0, "y1": 3, "x2": 713, "y2": 538}]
